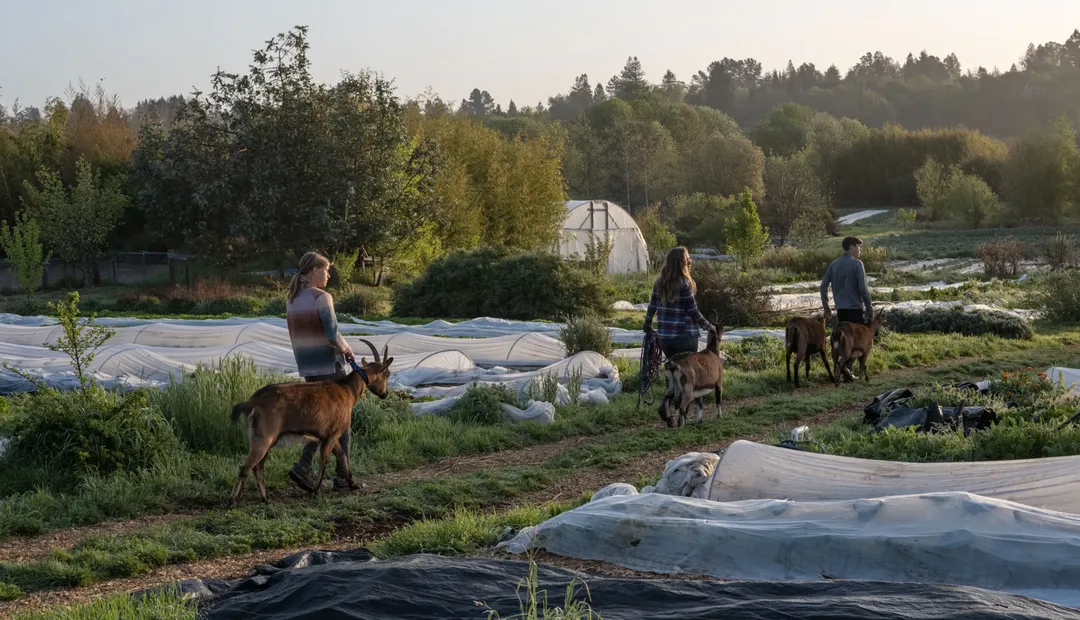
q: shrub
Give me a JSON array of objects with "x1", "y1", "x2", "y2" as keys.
[
  {"x1": 976, "y1": 238, "x2": 1024, "y2": 278},
  {"x1": 42, "y1": 291, "x2": 115, "y2": 392},
  {"x1": 352, "y1": 393, "x2": 412, "y2": 442},
  {"x1": 194, "y1": 295, "x2": 264, "y2": 316},
  {"x1": 335, "y1": 285, "x2": 389, "y2": 317},
  {"x1": 331, "y1": 249, "x2": 361, "y2": 285},
  {"x1": 448, "y1": 384, "x2": 522, "y2": 425},
  {"x1": 262, "y1": 296, "x2": 287, "y2": 315},
  {"x1": 860, "y1": 245, "x2": 887, "y2": 273},
  {"x1": 1044, "y1": 232, "x2": 1077, "y2": 270},
  {"x1": 636, "y1": 207, "x2": 677, "y2": 268},
  {"x1": 0, "y1": 581, "x2": 23, "y2": 601},
  {"x1": 0, "y1": 387, "x2": 180, "y2": 485},
  {"x1": 558, "y1": 314, "x2": 613, "y2": 357},
  {"x1": 392, "y1": 248, "x2": 612, "y2": 320},
  {"x1": 881, "y1": 306, "x2": 1033, "y2": 340},
  {"x1": 150, "y1": 356, "x2": 292, "y2": 455},
  {"x1": 758, "y1": 246, "x2": 834, "y2": 277},
  {"x1": 1028, "y1": 271, "x2": 1080, "y2": 323},
  {"x1": 693, "y1": 263, "x2": 774, "y2": 327}
]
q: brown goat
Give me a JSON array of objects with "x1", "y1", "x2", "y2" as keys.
[
  {"x1": 659, "y1": 325, "x2": 726, "y2": 427},
  {"x1": 830, "y1": 315, "x2": 882, "y2": 386},
  {"x1": 785, "y1": 315, "x2": 835, "y2": 388},
  {"x1": 228, "y1": 340, "x2": 394, "y2": 506}
]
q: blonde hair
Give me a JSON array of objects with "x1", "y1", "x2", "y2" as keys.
[
  {"x1": 656, "y1": 246, "x2": 694, "y2": 303},
  {"x1": 288, "y1": 252, "x2": 331, "y2": 301}
]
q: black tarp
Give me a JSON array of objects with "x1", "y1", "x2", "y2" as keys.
[{"x1": 165, "y1": 551, "x2": 1080, "y2": 620}]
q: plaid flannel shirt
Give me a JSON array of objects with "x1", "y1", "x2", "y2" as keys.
[{"x1": 643, "y1": 279, "x2": 712, "y2": 340}]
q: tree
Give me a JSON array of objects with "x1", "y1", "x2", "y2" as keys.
[
  {"x1": 0, "y1": 212, "x2": 49, "y2": 293},
  {"x1": 636, "y1": 205, "x2": 677, "y2": 268},
  {"x1": 1002, "y1": 117, "x2": 1079, "y2": 223},
  {"x1": 724, "y1": 189, "x2": 769, "y2": 271},
  {"x1": 607, "y1": 57, "x2": 650, "y2": 101},
  {"x1": 752, "y1": 102, "x2": 817, "y2": 157},
  {"x1": 944, "y1": 170, "x2": 999, "y2": 228},
  {"x1": 762, "y1": 151, "x2": 826, "y2": 245},
  {"x1": 461, "y1": 88, "x2": 496, "y2": 116},
  {"x1": 23, "y1": 157, "x2": 126, "y2": 285},
  {"x1": 660, "y1": 70, "x2": 685, "y2": 102},
  {"x1": 895, "y1": 207, "x2": 917, "y2": 231},
  {"x1": 914, "y1": 157, "x2": 949, "y2": 220},
  {"x1": 133, "y1": 26, "x2": 437, "y2": 271},
  {"x1": 670, "y1": 192, "x2": 733, "y2": 249},
  {"x1": 507, "y1": 100, "x2": 518, "y2": 116},
  {"x1": 48, "y1": 291, "x2": 115, "y2": 392}
]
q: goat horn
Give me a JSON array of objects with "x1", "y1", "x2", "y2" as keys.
[
  {"x1": 382, "y1": 344, "x2": 389, "y2": 362},
  {"x1": 356, "y1": 339, "x2": 381, "y2": 363}
]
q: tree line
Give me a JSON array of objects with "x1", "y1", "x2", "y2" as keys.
[{"x1": 1, "y1": 26, "x2": 1079, "y2": 286}]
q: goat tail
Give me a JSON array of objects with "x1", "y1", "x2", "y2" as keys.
[{"x1": 231, "y1": 401, "x2": 254, "y2": 424}]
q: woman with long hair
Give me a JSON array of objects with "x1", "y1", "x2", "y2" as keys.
[
  {"x1": 285, "y1": 251, "x2": 359, "y2": 492},
  {"x1": 643, "y1": 246, "x2": 714, "y2": 358}
]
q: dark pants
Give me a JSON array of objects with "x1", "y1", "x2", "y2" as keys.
[
  {"x1": 293, "y1": 365, "x2": 351, "y2": 483},
  {"x1": 659, "y1": 333, "x2": 700, "y2": 359},
  {"x1": 836, "y1": 308, "x2": 869, "y2": 325}
]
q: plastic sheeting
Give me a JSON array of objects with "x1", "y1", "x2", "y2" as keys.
[
  {"x1": 707, "y1": 440, "x2": 1080, "y2": 514},
  {"x1": 500, "y1": 491, "x2": 1080, "y2": 608},
  {"x1": 559, "y1": 200, "x2": 649, "y2": 274},
  {"x1": 188, "y1": 551, "x2": 1080, "y2": 619}
]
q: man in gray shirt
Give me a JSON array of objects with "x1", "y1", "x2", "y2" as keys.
[{"x1": 821, "y1": 236, "x2": 873, "y2": 378}]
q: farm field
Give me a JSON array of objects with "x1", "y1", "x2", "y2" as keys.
[
  {"x1": 3, "y1": 213, "x2": 1080, "y2": 616},
  {"x1": 7, "y1": 17, "x2": 1080, "y2": 618}
]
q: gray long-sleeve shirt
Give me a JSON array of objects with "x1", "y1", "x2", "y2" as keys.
[{"x1": 820, "y1": 253, "x2": 872, "y2": 312}]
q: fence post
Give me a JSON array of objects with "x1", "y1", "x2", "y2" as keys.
[{"x1": 111, "y1": 253, "x2": 118, "y2": 284}]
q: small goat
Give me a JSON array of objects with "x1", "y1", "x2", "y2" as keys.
[
  {"x1": 785, "y1": 314, "x2": 835, "y2": 388},
  {"x1": 228, "y1": 340, "x2": 394, "y2": 506},
  {"x1": 830, "y1": 315, "x2": 882, "y2": 386},
  {"x1": 659, "y1": 325, "x2": 726, "y2": 427}
]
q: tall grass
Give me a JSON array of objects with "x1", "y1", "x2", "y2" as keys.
[
  {"x1": 150, "y1": 356, "x2": 294, "y2": 455},
  {"x1": 13, "y1": 586, "x2": 194, "y2": 620}
]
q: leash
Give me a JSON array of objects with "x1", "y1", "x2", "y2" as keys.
[
  {"x1": 349, "y1": 360, "x2": 369, "y2": 384},
  {"x1": 637, "y1": 331, "x2": 663, "y2": 410}
]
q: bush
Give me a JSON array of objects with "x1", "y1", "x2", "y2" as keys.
[
  {"x1": 758, "y1": 246, "x2": 834, "y2": 277},
  {"x1": 882, "y1": 306, "x2": 1033, "y2": 340},
  {"x1": 977, "y1": 238, "x2": 1024, "y2": 278},
  {"x1": 150, "y1": 356, "x2": 293, "y2": 455},
  {"x1": 334, "y1": 285, "x2": 389, "y2": 317},
  {"x1": 558, "y1": 314, "x2": 613, "y2": 357},
  {"x1": 860, "y1": 245, "x2": 887, "y2": 273},
  {"x1": 724, "y1": 189, "x2": 769, "y2": 271},
  {"x1": 194, "y1": 295, "x2": 264, "y2": 316},
  {"x1": 0, "y1": 212, "x2": 49, "y2": 294},
  {"x1": 392, "y1": 248, "x2": 613, "y2": 320},
  {"x1": 0, "y1": 581, "x2": 23, "y2": 602},
  {"x1": 0, "y1": 387, "x2": 180, "y2": 486},
  {"x1": 1028, "y1": 271, "x2": 1080, "y2": 323},
  {"x1": 1044, "y1": 232, "x2": 1077, "y2": 270},
  {"x1": 448, "y1": 384, "x2": 522, "y2": 425},
  {"x1": 693, "y1": 263, "x2": 774, "y2": 327},
  {"x1": 352, "y1": 393, "x2": 412, "y2": 442}
]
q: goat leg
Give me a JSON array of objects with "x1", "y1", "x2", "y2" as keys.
[
  {"x1": 230, "y1": 434, "x2": 274, "y2": 507},
  {"x1": 820, "y1": 349, "x2": 835, "y2": 383},
  {"x1": 860, "y1": 357, "x2": 869, "y2": 382},
  {"x1": 312, "y1": 440, "x2": 335, "y2": 498},
  {"x1": 714, "y1": 385, "x2": 722, "y2": 419},
  {"x1": 254, "y1": 461, "x2": 269, "y2": 504},
  {"x1": 331, "y1": 439, "x2": 357, "y2": 491}
]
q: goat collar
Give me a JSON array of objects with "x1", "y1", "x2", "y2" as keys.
[{"x1": 349, "y1": 360, "x2": 368, "y2": 384}]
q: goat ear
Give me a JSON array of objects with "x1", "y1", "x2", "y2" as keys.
[
  {"x1": 360, "y1": 357, "x2": 368, "y2": 366},
  {"x1": 384, "y1": 357, "x2": 394, "y2": 368}
]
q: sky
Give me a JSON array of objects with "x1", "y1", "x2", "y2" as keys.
[{"x1": 2, "y1": 0, "x2": 1079, "y2": 111}]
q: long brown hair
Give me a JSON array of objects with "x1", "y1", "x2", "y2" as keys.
[
  {"x1": 288, "y1": 251, "x2": 331, "y2": 302},
  {"x1": 656, "y1": 246, "x2": 694, "y2": 303}
]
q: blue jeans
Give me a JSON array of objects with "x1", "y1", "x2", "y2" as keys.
[{"x1": 659, "y1": 333, "x2": 699, "y2": 359}]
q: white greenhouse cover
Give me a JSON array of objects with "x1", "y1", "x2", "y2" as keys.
[
  {"x1": 707, "y1": 440, "x2": 1080, "y2": 514},
  {"x1": 499, "y1": 491, "x2": 1080, "y2": 608},
  {"x1": 558, "y1": 200, "x2": 649, "y2": 275}
]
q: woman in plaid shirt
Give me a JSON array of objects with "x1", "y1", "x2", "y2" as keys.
[{"x1": 643, "y1": 247, "x2": 714, "y2": 358}]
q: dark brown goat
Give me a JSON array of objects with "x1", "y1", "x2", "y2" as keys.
[
  {"x1": 785, "y1": 315, "x2": 835, "y2": 388},
  {"x1": 228, "y1": 340, "x2": 394, "y2": 506},
  {"x1": 659, "y1": 325, "x2": 726, "y2": 427},
  {"x1": 830, "y1": 315, "x2": 882, "y2": 386}
]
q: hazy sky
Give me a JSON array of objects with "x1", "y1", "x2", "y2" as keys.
[{"x1": 2, "y1": 0, "x2": 1079, "y2": 110}]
